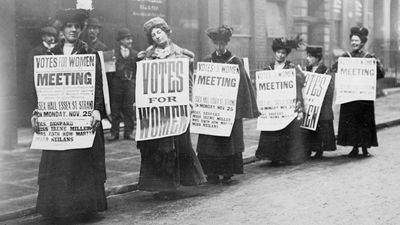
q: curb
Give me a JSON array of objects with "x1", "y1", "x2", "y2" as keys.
[{"x1": 2, "y1": 118, "x2": 400, "y2": 222}]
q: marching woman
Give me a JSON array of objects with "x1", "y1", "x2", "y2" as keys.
[
  {"x1": 255, "y1": 36, "x2": 309, "y2": 166},
  {"x1": 305, "y1": 45, "x2": 336, "y2": 158},
  {"x1": 31, "y1": 9, "x2": 107, "y2": 222},
  {"x1": 136, "y1": 17, "x2": 206, "y2": 200},
  {"x1": 332, "y1": 26, "x2": 385, "y2": 157},
  {"x1": 196, "y1": 25, "x2": 259, "y2": 185}
]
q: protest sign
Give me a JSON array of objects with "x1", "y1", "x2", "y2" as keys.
[
  {"x1": 98, "y1": 51, "x2": 111, "y2": 118},
  {"x1": 190, "y1": 62, "x2": 240, "y2": 136},
  {"x1": 335, "y1": 57, "x2": 377, "y2": 104},
  {"x1": 256, "y1": 69, "x2": 297, "y2": 131},
  {"x1": 135, "y1": 58, "x2": 190, "y2": 141},
  {"x1": 301, "y1": 71, "x2": 331, "y2": 131},
  {"x1": 31, "y1": 54, "x2": 96, "y2": 150}
]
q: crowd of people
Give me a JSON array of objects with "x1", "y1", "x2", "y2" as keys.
[{"x1": 28, "y1": 8, "x2": 385, "y2": 224}]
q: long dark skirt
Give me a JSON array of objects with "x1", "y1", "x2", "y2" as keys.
[
  {"x1": 36, "y1": 127, "x2": 107, "y2": 218},
  {"x1": 337, "y1": 100, "x2": 378, "y2": 148},
  {"x1": 196, "y1": 119, "x2": 244, "y2": 175},
  {"x1": 197, "y1": 153, "x2": 243, "y2": 175},
  {"x1": 138, "y1": 129, "x2": 206, "y2": 192},
  {"x1": 256, "y1": 119, "x2": 310, "y2": 164},
  {"x1": 310, "y1": 120, "x2": 336, "y2": 152}
]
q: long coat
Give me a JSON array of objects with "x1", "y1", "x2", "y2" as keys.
[
  {"x1": 332, "y1": 50, "x2": 385, "y2": 148},
  {"x1": 306, "y1": 63, "x2": 336, "y2": 151},
  {"x1": 256, "y1": 61, "x2": 310, "y2": 163},
  {"x1": 36, "y1": 39, "x2": 107, "y2": 218},
  {"x1": 137, "y1": 42, "x2": 206, "y2": 192},
  {"x1": 197, "y1": 50, "x2": 259, "y2": 157}
]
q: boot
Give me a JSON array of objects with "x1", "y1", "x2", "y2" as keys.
[
  {"x1": 362, "y1": 147, "x2": 371, "y2": 157},
  {"x1": 348, "y1": 147, "x2": 359, "y2": 158},
  {"x1": 107, "y1": 134, "x2": 119, "y2": 141}
]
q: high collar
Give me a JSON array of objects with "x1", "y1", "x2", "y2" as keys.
[
  {"x1": 211, "y1": 49, "x2": 232, "y2": 61},
  {"x1": 51, "y1": 39, "x2": 91, "y2": 55}
]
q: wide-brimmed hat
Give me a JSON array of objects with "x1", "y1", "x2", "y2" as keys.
[
  {"x1": 206, "y1": 25, "x2": 233, "y2": 43},
  {"x1": 40, "y1": 26, "x2": 58, "y2": 36},
  {"x1": 306, "y1": 45, "x2": 323, "y2": 58},
  {"x1": 56, "y1": 8, "x2": 89, "y2": 27},
  {"x1": 143, "y1": 17, "x2": 170, "y2": 34},
  {"x1": 117, "y1": 28, "x2": 132, "y2": 41},
  {"x1": 87, "y1": 17, "x2": 102, "y2": 27},
  {"x1": 271, "y1": 35, "x2": 303, "y2": 54},
  {"x1": 349, "y1": 26, "x2": 368, "y2": 43}
]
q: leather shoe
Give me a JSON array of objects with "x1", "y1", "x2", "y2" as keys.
[
  {"x1": 124, "y1": 134, "x2": 135, "y2": 140},
  {"x1": 348, "y1": 147, "x2": 359, "y2": 158},
  {"x1": 107, "y1": 135, "x2": 119, "y2": 141}
]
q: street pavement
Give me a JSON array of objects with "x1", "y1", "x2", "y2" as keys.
[
  {"x1": 1, "y1": 91, "x2": 400, "y2": 221},
  {"x1": 9, "y1": 124, "x2": 400, "y2": 225}
]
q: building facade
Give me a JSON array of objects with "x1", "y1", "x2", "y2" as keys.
[{"x1": 1, "y1": 0, "x2": 399, "y2": 148}]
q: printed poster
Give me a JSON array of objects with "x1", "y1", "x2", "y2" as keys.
[
  {"x1": 191, "y1": 62, "x2": 240, "y2": 136},
  {"x1": 256, "y1": 69, "x2": 297, "y2": 131},
  {"x1": 301, "y1": 71, "x2": 331, "y2": 131},
  {"x1": 335, "y1": 57, "x2": 377, "y2": 104},
  {"x1": 135, "y1": 58, "x2": 190, "y2": 141},
  {"x1": 31, "y1": 54, "x2": 96, "y2": 150}
]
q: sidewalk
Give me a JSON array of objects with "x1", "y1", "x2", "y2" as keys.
[{"x1": 1, "y1": 91, "x2": 400, "y2": 221}]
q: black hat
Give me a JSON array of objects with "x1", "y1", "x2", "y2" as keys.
[
  {"x1": 306, "y1": 45, "x2": 323, "y2": 58},
  {"x1": 272, "y1": 35, "x2": 303, "y2": 54},
  {"x1": 206, "y1": 25, "x2": 233, "y2": 43},
  {"x1": 349, "y1": 26, "x2": 368, "y2": 43},
  {"x1": 40, "y1": 26, "x2": 58, "y2": 36},
  {"x1": 87, "y1": 17, "x2": 102, "y2": 27},
  {"x1": 117, "y1": 28, "x2": 132, "y2": 41},
  {"x1": 56, "y1": 8, "x2": 89, "y2": 27}
]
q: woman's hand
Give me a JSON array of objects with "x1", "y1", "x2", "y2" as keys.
[
  {"x1": 137, "y1": 51, "x2": 146, "y2": 60},
  {"x1": 31, "y1": 115, "x2": 39, "y2": 134},
  {"x1": 91, "y1": 110, "x2": 101, "y2": 132}
]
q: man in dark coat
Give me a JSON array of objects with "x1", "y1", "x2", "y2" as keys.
[
  {"x1": 108, "y1": 28, "x2": 138, "y2": 141},
  {"x1": 31, "y1": 9, "x2": 107, "y2": 222},
  {"x1": 82, "y1": 17, "x2": 107, "y2": 52}
]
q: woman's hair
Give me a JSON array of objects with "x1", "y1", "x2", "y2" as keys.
[{"x1": 146, "y1": 24, "x2": 171, "y2": 45}]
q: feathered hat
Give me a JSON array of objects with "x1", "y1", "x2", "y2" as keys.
[
  {"x1": 306, "y1": 45, "x2": 323, "y2": 59},
  {"x1": 272, "y1": 35, "x2": 303, "y2": 54},
  {"x1": 206, "y1": 25, "x2": 233, "y2": 43},
  {"x1": 55, "y1": 8, "x2": 89, "y2": 28}
]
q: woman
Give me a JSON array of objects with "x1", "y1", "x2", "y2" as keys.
[
  {"x1": 136, "y1": 17, "x2": 205, "y2": 199},
  {"x1": 332, "y1": 26, "x2": 385, "y2": 157},
  {"x1": 196, "y1": 25, "x2": 259, "y2": 185},
  {"x1": 255, "y1": 36, "x2": 309, "y2": 165},
  {"x1": 31, "y1": 9, "x2": 107, "y2": 222},
  {"x1": 305, "y1": 45, "x2": 336, "y2": 158}
]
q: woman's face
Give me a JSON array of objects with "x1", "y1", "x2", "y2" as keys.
[
  {"x1": 213, "y1": 40, "x2": 227, "y2": 53},
  {"x1": 350, "y1": 35, "x2": 364, "y2": 51},
  {"x1": 275, "y1": 49, "x2": 287, "y2": 63},
  {"x1": 306, "y1": 53, "x2": 318, "y2": 66},
  {"x1": 151, "y1": 27, "x2": 169, "y2": 46},
  {"x1": 63, "y1": 22, "x2": 81, "y2": 43}
]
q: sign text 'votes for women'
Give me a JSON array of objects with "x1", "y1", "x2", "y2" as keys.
[
  {"x1": 31, "y1": 54, "x2": 96, "y2": 150},
  {"x1": 301, "y1": 71, "x2": 331, "y2": 131},
  {"x1": 256, "y1": 69, "x2": 297, "y2": 131},
  {"x1": 190, "y1": 62, "x2": 240, "y2": 136},
  {"x1": 135, "y1": 58, "x2": 190, "y2": 141},
  {"x1": 335, "y1": 57, "x2": 377, "y2": 104}
]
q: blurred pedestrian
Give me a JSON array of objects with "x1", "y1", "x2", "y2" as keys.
[
  {"x1": 331, "y1": 26, "x2": 385, "y2": 157},
  {"x1": 136, "y1": 17, "x2": 205, "y2": 200},
  {"x1": 31, "y1": 9, "x2": 107, "y2": 223},
  {"x1": 255, "y1": 36, "x2": 309, "y2": 166},
  {"x1": 107, "y1": 28, "x2": 137, "y2": 141},
  {"x1": 305, "y1": 45, "x2": 336, "y2": 158},
  {"x1": 196, "y1": 25, "x2": 259, "y2": 185}
]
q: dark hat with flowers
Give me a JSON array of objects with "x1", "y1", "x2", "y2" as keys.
[
  {"x1": 272, "y1": 35, "x2": 303, "y2": 54},
  {"x1": 206, "y1": 25, "x2": 234, "y2": 43},
  {"x1": 349, "y1": 26, "x2": 369, "y2": 43},
  {"x1": 55, "y1": 8, "x2": 89, "y2": 28}
]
